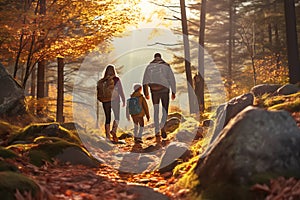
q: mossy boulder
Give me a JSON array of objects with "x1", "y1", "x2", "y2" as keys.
[
  {"x1": 0, "y1": 121, "x2": 18, "y2": 145},
  {"x1": 250, "y1": 84, "x2": 281, "y2": 97},
  {"x1": 0, "y1": 146, "x2": 18, "y2": 159},
  {"x1": 0, "y1": 171, "x2": 40, "y2": 200},
  {"x1": 261, "y1": 92, "x2": 300, "y2": 113},
  {"x1": 0, "y1": 160, "x2": 18, "y2": 172},
  {"x1": 28, "y1": 139, "x2": 99, "y2": 167},
  {"x1": 194, "y1": 106, "x2": 300, "y2": 199},
  {"x1": 8, "y1": 123, "x2": 81, "y2": 145}
]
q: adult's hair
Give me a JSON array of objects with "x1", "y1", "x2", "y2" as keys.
[
  {"x1": 103, "y1": 65, "x2": 116, "y2": 78},
  {"x1": 154, "y1": 53, "x2": 161, "y2": 58}
]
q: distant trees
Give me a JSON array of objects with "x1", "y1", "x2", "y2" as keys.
[
  {"x1": 197, "y1": 0, "x2": 300, "y2": 97},
  {"x1": 162, "y1": 0, "x2": 299, "y2": 101}
]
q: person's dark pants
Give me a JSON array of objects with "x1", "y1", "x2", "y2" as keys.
[
  {"x1": 151, "y1": 91, "x2": 169, "y2": 134},
  {"x1": 102, "y1": 100, "x2": 120, "y2": 125}
]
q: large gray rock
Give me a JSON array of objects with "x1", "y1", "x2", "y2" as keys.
[
  {"x1": 118, "y1": 153, "x2": 159, "y2": 173},
  {"x1": 210, "y1": 93, "x2": 254, "y2": 143},
  {"x1": 250, "y1": 84, "x2": 282, "y2": 97},
  {"x1": 158, "y1": 142, "x2": 191, "y2": 173},
  {"x1": 275, "y1": 84, "x2": 300, "y2": 95},
  {"x1": 127, "y1": 185, "x2": 169, "y2": 200},
  {"x1": 55, "y1": 147, "x2": 99, "y2": 167},
  {"x1": 195, "y1": 106, "x2": 300, "y2": 198},
  {"x1": 0, "y1": 63, "x2": 25, "y2": 116}
]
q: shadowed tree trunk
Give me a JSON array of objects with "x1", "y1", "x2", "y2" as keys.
[
  {"x1": 31, "y1": 64, "x2": 36, "y2": 97},
  {"x1": 56, "y1": 57, "x2": 64, "y2": 123},
  {"x1": 180, "y1": 0, "x2": 197, "y2": 114},
  {"x1": 284, "y1": 0, "x2": 300, "y2": 84},
  {"x1": 195, "y1": 0, "x2": 206, "y2": 113},
  {"x1": 37, "y1": 0, "x2": 46, "y2": 100},
  {"x1": 228, "y1": 0, "x2": 234, "y2": 92}
]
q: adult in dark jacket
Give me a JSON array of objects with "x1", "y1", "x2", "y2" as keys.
[{"x1": 142, "y1": 53, "x2": 176, "y2": 141}]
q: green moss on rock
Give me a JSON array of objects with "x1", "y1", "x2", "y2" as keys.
[
  {"x1": 0, "y1": 147, "x2": 18, "y2": 159},
  {"x1": 8, "y1": 123, "x2": 81, "y2": 145},
  {"x1": 28, "y1": 139, "x2": 97, "y2": 167},
  {"x1": 0, "y1": 171, "x2": 40, "y2": 200},
  {"x1": 269, "y1": 98, "x2": 300, "y2": 112},
  {"x1": 0, "y1": 160, "x2": 18, "y2": 172},
  {"x1": 260, "y1": 92, "x2": 300, "y2": 111}
]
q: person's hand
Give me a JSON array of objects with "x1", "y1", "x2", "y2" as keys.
[
  {"x1": 122, "y1": 101, "x2": 126, "y2": 107},
  {"x1": 171, "y1": 93, "x2": 176, "y2": 100},
  {"x1": 145, "y1": 95, "x2": 150, "y2": 100},
  {"x1": 146, "y1": 116, "x2": 150, "y2": 122},
  {"x1": 127, "y1": 116, "x2": 131, "y2": 121}
]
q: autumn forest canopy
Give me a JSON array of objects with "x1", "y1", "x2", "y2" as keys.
[{"x1": 0, "y1": 0, "x2": 300, "y2": 97}]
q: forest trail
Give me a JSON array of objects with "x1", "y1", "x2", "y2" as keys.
[{"x1": 11, "y1": 134, "x2": 189, "y2": 200}]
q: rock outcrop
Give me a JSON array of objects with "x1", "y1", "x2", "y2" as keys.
[
  {"x1": 210, "y1": 93, "x2": 254, "y2": 143},
  {"x1": 195, "y1": 106, "x2": 300, "y2": 199},
  {"x1": 0, "y1": 63, "x2": 25, "y2": 116}
]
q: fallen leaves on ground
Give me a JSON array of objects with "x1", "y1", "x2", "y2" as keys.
[
  {"x1": 252, "y1": 177, "x2": 300, "y2": 200},
  {"x1": 8, "y1": 156, "x2": 188, "y2": 200}
]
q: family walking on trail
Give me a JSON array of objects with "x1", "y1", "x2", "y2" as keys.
[{"x1": 97, "y1": 53, "x2": 176, "y2": 144}]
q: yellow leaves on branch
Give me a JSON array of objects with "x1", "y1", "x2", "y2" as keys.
[{"x1": 0, "y1": 0, "x2": 141, "y2": 62}]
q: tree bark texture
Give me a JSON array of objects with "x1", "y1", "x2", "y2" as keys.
[{"x1": 284, "y1": 0, "x2": 300, "y2": 84}]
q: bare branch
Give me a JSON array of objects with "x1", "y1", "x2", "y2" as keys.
[{"x1": 147, "y1": 42, "x2": 182, "y2": 46}]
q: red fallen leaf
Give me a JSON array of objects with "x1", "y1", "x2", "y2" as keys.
[
  {"x1": 65, "y1": 189, "x2": 72, "y2": 196},
  {"x1": 79, "y1": 192, "x2": 95, "y2": 199},
  {"x1": 177, "y1": 189, "x2": 190, "y2": 197},
  {"x1": 251, "y1": 184, "x2": 270, "y2": 193},
  {"x1": 291, "y1": 190, "x2": 300, "y2": 196},
  {"x1": 270, "y1": 179, "x2": 282, "y2": 193}
]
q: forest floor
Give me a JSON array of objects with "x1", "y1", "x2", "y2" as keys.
[
  {"x1": 8, "y1": 134, "x2": 191, "y2": 200},
  {"x1": 3, "y1": 92, "x2": 300, "y2": 200}
]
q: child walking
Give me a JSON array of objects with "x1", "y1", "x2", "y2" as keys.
[{"x1": 126, "y1": 84, "x2": 150, "y2": 143}]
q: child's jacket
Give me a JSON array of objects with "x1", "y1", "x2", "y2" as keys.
[{"x1": 126, "y1": 91, "x2": 150, "y2": 119}]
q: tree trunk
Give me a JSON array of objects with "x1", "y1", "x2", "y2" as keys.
[
  {"x1": 196, "y1": 0, "x2": 206, "y2": 112},
  {"x1": 228, "y1": 0, "x2": 234, "y2": 93},
  {"x1": 37, "y1": 0, "x2": 47, "y2": 100},
  {"x1": 13, "y1": 33, "x2": 24, "y2": 80},
  {"x1": 180, "y1": 0, "x2": 197, "y2": 114},
  {"x1": 23, "y1": 33, "x2": 35, "y2": 87},
  {"x1": 37, "y1": 61, "x2": 45, "y2": 99},
  {"x1": 36, "y1": 60, "x2": 45, "y2": 115},
  {"x1": 56, "y1": 57, "x2": 64, "y2": 123},
  {"x1": 31, "y1": 64, "x2": 36, "y2": 97},
  {"x1": 284, "y1": 0, "x2": 300, "y2": 84}
]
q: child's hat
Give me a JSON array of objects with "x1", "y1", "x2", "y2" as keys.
[{"x1": 133, "y1": 83, "x2": 142, "y2": 91}]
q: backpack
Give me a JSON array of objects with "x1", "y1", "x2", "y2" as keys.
[
  {"x1": 127, "y1": 97, "x2": 142, "y2": 115},
  {"x1": 97, "y1": 76, "x2": 118, "y2": 102},
  {"x1": 147, "y1": 63, "x2": 169, "y2": 90}
]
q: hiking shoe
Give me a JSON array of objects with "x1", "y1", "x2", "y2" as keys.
[
  {"x1": 155, "y1": 134, "x2": 161, "y2": 143},
  {"x1": 134, "y1": 138, "x2": 143, "y2": 143},
  {"x1": 111, "y1": 131, "x2": 118, "y2": 143},
  {"x1": 161, "y1": 129, "x2": 167, "y2": 139}
]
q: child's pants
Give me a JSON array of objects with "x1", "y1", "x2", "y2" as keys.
[{"x1": 132, "y1": 116, "x2": 144, "y2": 138}]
